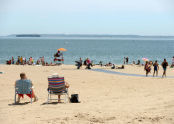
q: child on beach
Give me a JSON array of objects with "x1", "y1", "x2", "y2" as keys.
[{"x1": 153, "y1": 60, "x2": 159, "y2": 77}]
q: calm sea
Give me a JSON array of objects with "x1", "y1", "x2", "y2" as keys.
[{"x1": 0, "y1": 37, "x2": 174, "y2": 65}]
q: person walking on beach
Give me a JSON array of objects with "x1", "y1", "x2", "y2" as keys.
[
  {"x1": 161, "y1": 59, "x2": 168, "y2": 78},
  {"x1": 153, "y1": 60, "x2": 159, "y2": 77},
  {"x1": 144, "y1": 61, "x2": 151, "y2": 77}
]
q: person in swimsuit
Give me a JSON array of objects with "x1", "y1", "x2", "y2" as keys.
[
  {"x1": 144, "y1": 61, "x2": 151, "y2": 77},
  {"x1": 161, "y1": 59, "x2": 168, "y2": 78},
  {"x1": 153, "y1": 60, "x2": 159, "y2": 77}
]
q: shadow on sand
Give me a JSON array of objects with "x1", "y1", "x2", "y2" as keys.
[
  {"x1": 41, "y1": 102, "x2": 65, "y2": 105},
  {"x1": 8, "y1": 102, "x2": 31, "y2": 106}
]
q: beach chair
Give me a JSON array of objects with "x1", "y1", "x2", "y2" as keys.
[
  {"x1": 47, "y1": 77, "x2": 69, "y2": 103},
  {"x1": 14, "y1": 79, "x2": 33, "y2": 103}
]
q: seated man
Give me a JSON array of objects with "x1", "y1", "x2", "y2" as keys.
[{"x1": 15, "y1": 73, "x2": 38, "y2": 103}]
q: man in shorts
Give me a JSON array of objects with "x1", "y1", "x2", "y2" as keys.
[{"x1": 161, "y1": 59, "x2": 168, "y2": 78}]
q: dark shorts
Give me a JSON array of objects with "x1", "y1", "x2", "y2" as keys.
[
  {"x1": 163, "y1": 67, "x2": 167, "y2": 71},
  {"x1": 154, "y1": 67, "x2": 158, "y2": 71}
]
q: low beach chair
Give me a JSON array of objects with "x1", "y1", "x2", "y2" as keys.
[
  {"x1": 47, "y1": 77, "x2": 69, "y2": 103},
  {"x1": 15, "y1": 79, "x2": 33, "y2": 103}
]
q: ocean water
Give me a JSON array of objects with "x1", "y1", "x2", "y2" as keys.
[{"x1": 0, "y1": 37, "x2": 174, "y2": 65}]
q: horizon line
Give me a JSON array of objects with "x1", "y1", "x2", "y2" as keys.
[{"x1": 1, "y1": 33, "x2": 174, "y2": 37}]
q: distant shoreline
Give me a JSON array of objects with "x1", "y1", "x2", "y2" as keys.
[{"x1": 4, "y1": 34, "x2": 174, "y2": 38}]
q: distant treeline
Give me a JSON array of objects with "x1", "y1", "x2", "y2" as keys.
[
  {"x1": 6, "y1": 34, "x2": 174, "y2": 38},
  {"x1": 16, "y1": 34, "x2": 40, "y2": 37}
]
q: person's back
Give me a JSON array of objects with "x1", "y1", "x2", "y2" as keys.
[
  {"x1": 16, "y1": 79, "x2": 32, "y2": 94},
  {"x1": 15, "y1": 73, "x2": 37, "y2": 103},
  {"x1": 153, "y1": 61, "x2": 159, "y2": 76},
  {"x1": 162, "y1": 61, "x2": 168, "y2": 68},
  {"x1": 20, "y1": 57, "x2": 23, "y2": 63},
  {"x1": 153, "y1": 62, "x2": 158, "y2": 69},
  {"x1": 162, "y1": 59, "x2": 168, "y2": 78}
]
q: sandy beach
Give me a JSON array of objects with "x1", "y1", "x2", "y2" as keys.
[{"x1": 0, "y1": 64, "x2": 174, "y2": 124}]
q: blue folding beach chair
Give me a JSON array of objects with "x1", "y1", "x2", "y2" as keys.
[
  {"x1": 14, "y1": 79, "x2": 33, "y2": 103},
  {"x1": 47, "y1": 77, "x2": 69, "y2": 103}
]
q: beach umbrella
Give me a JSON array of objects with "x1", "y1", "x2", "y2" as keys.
[
  {"x1": 57, "y1": 48, "x2": 67, "y2": 51},
  {"x1": 142, "y1": 58, "x2": 149, "y2": 62}
]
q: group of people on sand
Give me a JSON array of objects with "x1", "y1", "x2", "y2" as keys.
[
  {"x1": 144, "y1": 59, "x2": 169, "y2": 78},
  {"x1": 75, "y1": 58, "x2": 93, "y2": 69},
  {"x1": 7, "y1": 56, "x2": 42, "y2": 65},
  {"x1": 6, "y1": 56, "x2": 58, "y2": 66},
  {"x1": 15, "y1": 73, "x2": 69, "y2": 103},
  {"x1": 98, "y1": 61, "x2": 112, "y2": 67},
  {"x1": 111, "y1": 64, "x2": 124, "y2": 69}
]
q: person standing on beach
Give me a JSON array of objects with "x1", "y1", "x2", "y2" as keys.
[
  {"x1": 12, "y1": 56, "x2": 14, "y2": 64},
  {"x1": 171, "y1": 56, "x2": 174, "y2": 67},
  {"x1": 123, "y1": 57, "x2": 126, "y2": 64},
  {"x1": 161, "y1": 59, "x2": 168, "y2": 78},
  {"x1": 23, "y1": 57, "x2": 26, "y2": 65},
  {"x1": 20, "y1": 56, "x2": 23, "y2": 65},
  {"x1": 126, "y1": 57, "x2": 129, "y2": 64},
  {"x1": 153, "y1": 60, "x2": 159, "y2": 77},
  {"x1": 144, "y1": 61, "x2": 151, "y2": 77},
  {"x1": 99, "y1": 61, "x2": 103, "y2": 67},
  {"x1": 17, "y1": 56, "x2": 20, "y2": 64}
]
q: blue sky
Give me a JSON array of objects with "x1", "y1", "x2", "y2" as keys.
[{"x1": 0, "y1": 0, "x2": 174, "y2": 36}]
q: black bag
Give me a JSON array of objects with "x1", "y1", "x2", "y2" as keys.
[{"x1": 70, "y1": 94, "x2": 79, "y2": 103}]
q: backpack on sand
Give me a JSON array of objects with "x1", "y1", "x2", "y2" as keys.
[{"x1": 70, "y1": 94, "x2": 80, "y2": 103}]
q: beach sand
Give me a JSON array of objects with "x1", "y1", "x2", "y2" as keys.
[{"x1": 0, "y1": 64, "x2": 174, "y2": 124}]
